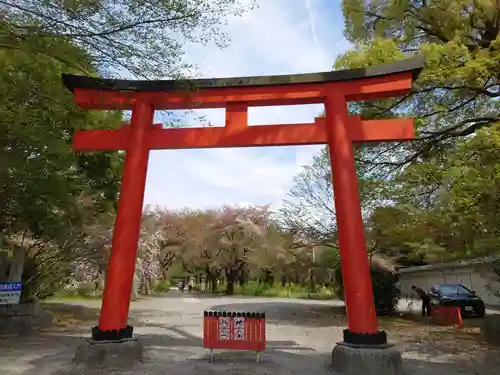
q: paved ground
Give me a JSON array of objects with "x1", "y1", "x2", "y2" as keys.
[{"x1": 1, "y1": 293, "x2": 499, "y2": 375}]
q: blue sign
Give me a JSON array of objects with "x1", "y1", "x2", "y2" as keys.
[{"x1": 0, "y1": 282, "x2": 22, "y2": 305}]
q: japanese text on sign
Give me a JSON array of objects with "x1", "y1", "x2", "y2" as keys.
[
  {"x1": 218, "y1": 316, "x2": 246, "y2": 341},
  {"x1": 0, "y1": 282, "x2": 22, "y2": 305},
  {"x1": 233, "y1": 317, "x2": 245, "y2": 340},
  {"x1": 218, "y1": 317, "x2": 231, "y2": 340}
]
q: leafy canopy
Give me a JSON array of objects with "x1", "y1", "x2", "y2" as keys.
[{"x1": 1, "y1": 0, "x2": 256, "y2": 78}]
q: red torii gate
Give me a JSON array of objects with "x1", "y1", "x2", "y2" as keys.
[{"x1": 63, "y1": 57, "x2": 423, "y2": 347}]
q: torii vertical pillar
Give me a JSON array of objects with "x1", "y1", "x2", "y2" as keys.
[
  {"x1": 326, "y1": 92, "x2": 404, "y2": 375},
  {"x1": 325, "y1": 92, "x2": 379, "y2": 335},
  {"x1": 74, "y1": 101, "x2": 153, "y2": 365},
  {"x1": 96, "y1": 101, "x2": 154, "y2": 336}
]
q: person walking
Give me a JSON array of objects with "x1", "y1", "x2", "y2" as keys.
[{"x1": 412, "y1": 285, "x2": 431, "y2": 317}]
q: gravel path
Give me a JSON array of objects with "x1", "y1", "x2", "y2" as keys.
[{"x1": 1, "y1": 294, "x2": 499, "y2": 375}]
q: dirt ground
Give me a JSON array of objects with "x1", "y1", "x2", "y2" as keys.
[{"x1": 0, "y1": 294, "x2": 499, "y2": 375}]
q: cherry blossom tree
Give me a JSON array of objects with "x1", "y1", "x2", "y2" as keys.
[
  {"x1": 137, "y1": 206, "x2": 187, "y2": 294},
  {"x1": 210, "y1": 205, "x2": 271, "y2": 294}
]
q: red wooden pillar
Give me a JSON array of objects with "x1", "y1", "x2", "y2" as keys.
[
  {"x1": 324, "y1": 92, "x2": 378, "y2": 334},
  {"x1": 98, "y1": 100, "x2": 154, "y2": 332}
]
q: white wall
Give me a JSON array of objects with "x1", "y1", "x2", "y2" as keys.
[{"x1": 398, "y1": 265, "x2": 500, "y2": 307}]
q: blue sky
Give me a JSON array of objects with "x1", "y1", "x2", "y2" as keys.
[{"x1": 143, "y1": 0, "x2": 351, "y2": 210}]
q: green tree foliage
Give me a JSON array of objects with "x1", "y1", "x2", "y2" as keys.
[
  {"x1": 0, "y1": 0, "x2": 256, "y2": 78},
  {"x1": 369, "y1": 124, "x2": 500, "y2": 262},
  {"x1": 0, "y1": 39, "x2": 123, "y2": 298},
  {"x1": 20, "y1": 195, "x2": 115, "y2": 300},
  {"x1": 338, "y1": 1, "x2": 499, "y2": 173},
  {"x1": 280, "y1": 1, "x2": 500, "y2": 303},
  {"x1": 0, "y1": 1, "x2": 260, "y2": 298},
  {"x1": 0, "y1": 40, "x2": 122, "y2": 239},
  {"x1": 321, "y1": 1, "x2": 499, "y2": 263}
]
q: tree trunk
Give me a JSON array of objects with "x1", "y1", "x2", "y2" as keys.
[
  {"x1": 211, "y1": 280, "x2": 217, "y2": 294},
  {"x1": 99, "y1": 270, "x2": 106, "y2": 291},
  {"x1": 8, "y1": 247, "x2": 25, "y2": 282},
  {"x1": 264, "y1": 269, "x2": 274, "y2": 286},
  {"x1": 162, "y1": 268, "x2": 169, "y2": 280},
  {"x1": 226, "y1": 279, "x2": 235, "y2": 295},
  {"x1": 145, "y1": 277, "x2": 152, "y2": 295},
  {"x1": 0, "y1": 251, "x2": 10, "y2": 282},
  {"x1": 225, "y1": 269, "x2": 237, "y2": 295},
  {"x1": 208, "y1": 275, "x2": 218, "y2": 294},
  {"x1": 131, "y1": 272, "x2": 140, "y2": 299},
  {"x1": 281, "y1": 275, "x2": 286, "y2": 287},
  {"x1": 238, "y1": 272, "x2": 247, "y2": 286},
  {"x1": 307, "y1": 268, "x2": 316, "y2": 293}
]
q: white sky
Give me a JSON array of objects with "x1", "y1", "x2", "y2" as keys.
[{"x1": 143, "y1": 0, "x2": 351, "y2": 211}]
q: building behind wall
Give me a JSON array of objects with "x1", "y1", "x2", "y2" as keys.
[{"x1": 397, "y1": 258, "x2": 500, "y2": 308}]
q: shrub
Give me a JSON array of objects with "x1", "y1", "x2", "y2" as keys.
[
  {"x1": 303, "y1": 286, "x2": 336, "y2": 300},
  {"x1": 231, "y1": 281, "x2": 333, "y2": 299},
  {"x1": 371, "y1": 270, "x2": 400, "y2": 316},
  {"x1": 53, "y1": 282, "x2": 101, "y2": 299},
  {"x1": 334, "y1": 267, "x2": 400, "y2": 316},
  {"x1": 154, "y1": 279, "x2": 171, "y2": 292}
]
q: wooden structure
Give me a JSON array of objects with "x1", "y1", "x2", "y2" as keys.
[
  {"x1": 63, "y1": 56, "x2": 424, "y2": 345},
  {"x1": 203, "y1": 311, "x2": 266, "y2": 363}
]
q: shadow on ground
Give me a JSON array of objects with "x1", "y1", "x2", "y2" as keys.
[
  {"x1": 148, "y1": 291, "x2": 218, "y2": 299},
  {"x1": 0, "y1": 326, "x2": 325, "y2": 375},
  {"x1": 2, "y1": 300, "x2": 499, "y2": 375},
  {"x1": 39, "y1": 303, "x2": 145, "y2": 333},
  {"x1": 1, "y1": 329, "x2": 500, "y2": 375},
  {"x1": 137, "y1": 322, "x2": 312, "y2": 352},
  {"x1": 378, "y1": 313, "x2": 495, "y2": 359},
  {"x1": 211, "y1": 299, "x2": 500, "y2": 368},
  {"x1": 209, "y1": 301, "x2": 347, "y2": 327},
  {"x1": 38, "y1": 303, "x2": 101, "y2": 333},
  {"x1": 403, "y1": 354, "x2": 500, "y2": 375},
  {"x1": 383, "y1": 318, "x2": 494, "y2": 359}
]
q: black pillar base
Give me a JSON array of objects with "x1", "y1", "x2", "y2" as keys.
[
  {"x1": 91, "y1": 325, "x2": 134, "y2": 341},
  {"x1": 341, "y1": 329, "x2": 391, "y2": 348}
]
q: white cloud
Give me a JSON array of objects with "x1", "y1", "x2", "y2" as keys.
[
  {"x1": 143, "y1": 0, "x2": 351, "y2": 211},
  {"x1": 304, "y1": 0, "x2": 322, "y2": 54}
]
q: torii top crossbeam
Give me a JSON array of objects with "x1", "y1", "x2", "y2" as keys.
[
  {"x1": 62, "y1": 57, "x2": 424, "y2": 346},
  {"x1": 62, "y1": 56, "x2": 424, "y2": 151},
  {"x1": 63, "y1": 56, "x2": 423, "y2": 110}
]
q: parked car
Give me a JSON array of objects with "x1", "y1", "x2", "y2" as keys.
[{"x1": 428, "y1": 283, "x2": 486, "y2": 318}]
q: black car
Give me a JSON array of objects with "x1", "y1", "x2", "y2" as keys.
[{"x1": 429, "y1": 283, "x2": 485, "y2": 318}]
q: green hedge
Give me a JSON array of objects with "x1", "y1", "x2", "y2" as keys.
[
  {"x1": 154, "y1": 279, "x2": 171, "y2": 292},
  {"x1": 52, "y1": 282, "x2": 102, "y2": 300},
  {"x1": 222, "y1": 281, "x2": 336, "y2": 300},
  {"x1": 334, "y1": 267, "x2": 400, "y2": 315}
]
